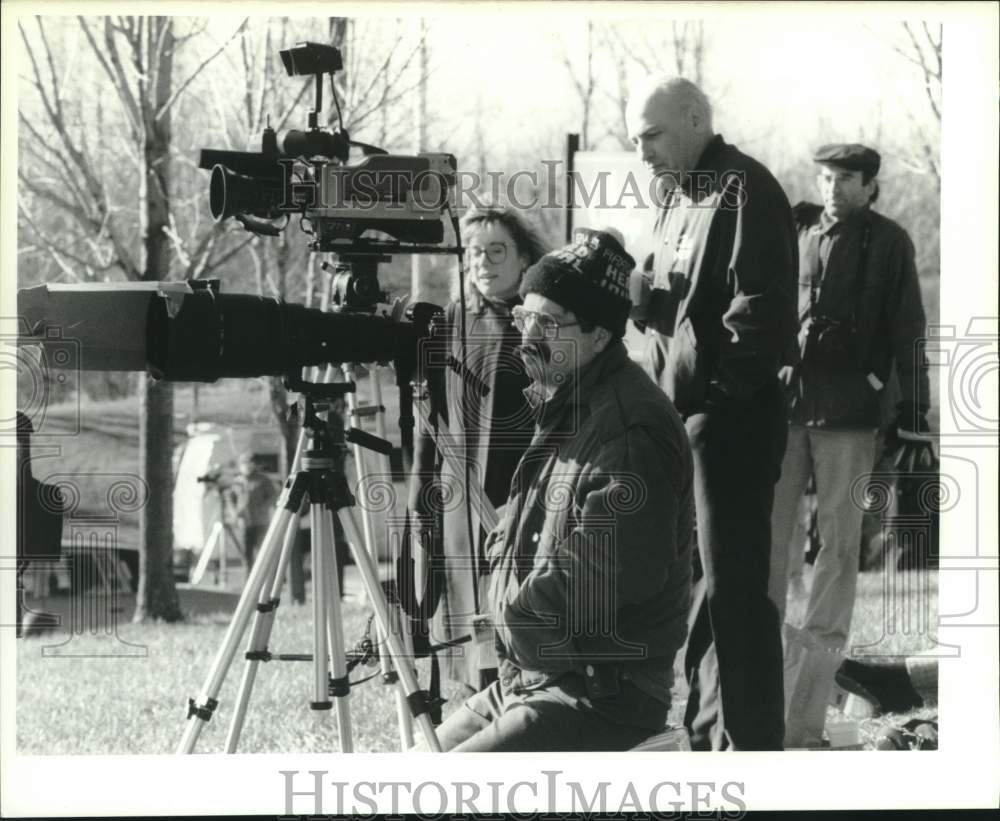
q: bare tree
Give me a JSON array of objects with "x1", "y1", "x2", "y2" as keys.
[
  {"x1": 559, "y1": 22, "x2": 598, "y2": 150},
  {"x1": 670, "y1": 21, "x2": 705, "y2": 87},
  {"x1": 891, "y1": 21, "x2": 942, "y2": 189},
  {"x1": 18, "y1": 16, "x2": 242, "y2": 621},
  {"x1": 330, "y1": 17, "x2": 431, "y2": 149},
  {"x1": 559, "y1": 20, "x2": 711, "y2": 151}
]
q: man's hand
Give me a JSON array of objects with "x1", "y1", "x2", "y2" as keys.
[
  {"x1": 778, "y1": 365, "x2": 796, "y2": 387},
  {"x1": 884, "y1": 401, "x2": 938, "y2": 472}
]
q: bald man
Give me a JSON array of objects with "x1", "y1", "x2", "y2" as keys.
[{"x1": 627, "y1": 77, "x2": 798, "y2": 750}]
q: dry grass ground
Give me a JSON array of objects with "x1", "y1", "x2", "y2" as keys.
[
  {"x1": 16, "y1": 566, "x2": 938, "y2": 754},
  {"x1": 16, "y1": 388, "x2": 940, "y2": 754},
  {"x1": 16, "y1": 588, "x2": 457, "y2": 755}
]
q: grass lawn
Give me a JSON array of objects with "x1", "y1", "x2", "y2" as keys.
[
  {"x1": 17, "y1": 383, "x2": 940, "y2": 754},
  {"x1": 15, "y1": 593, "x2": 466, "y2": 755},
  {"x1": 16, "y1": 568, "x2": 938, "y2": 754}
]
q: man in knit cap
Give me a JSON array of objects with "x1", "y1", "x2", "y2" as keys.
[{"x1": 426, "y1": 228, "x2": 695, "y2": 752}]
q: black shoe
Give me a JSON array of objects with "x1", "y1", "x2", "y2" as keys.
[{"x1": 835, "y1": 659, "x2": 924, "y2": 715}]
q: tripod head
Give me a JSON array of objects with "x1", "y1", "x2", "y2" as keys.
[
  {"x1": 285, "y1": 373, "x2": 393, "y2": 460},
  {"x1": 321, "y1": 253, "x2": 391, "y2": 313}
]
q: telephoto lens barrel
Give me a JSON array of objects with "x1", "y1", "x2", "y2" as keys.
[
  {"x1": 145, "y1": 288, "x2": 420, "y2": 382},
  {"x1": 17, "y1": 282, "x2": 435, "y2": 384}
]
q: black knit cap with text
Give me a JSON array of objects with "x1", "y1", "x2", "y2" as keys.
[{"x1": 518, "y1": 228, "x2": 635, "y2": 337}]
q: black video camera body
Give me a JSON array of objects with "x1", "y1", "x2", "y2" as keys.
[{"x1": 199, "y1": 41, "x2": 457, "y2": 252}]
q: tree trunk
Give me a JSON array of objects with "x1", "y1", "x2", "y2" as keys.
[
  {"x1": 134, "y1": 17, "x2": 182, "y2": 622},
  {"x1": 135, "y1": 373, "x2": 182, "y2": 621},
  {"x1": 267, "y1": 233, "x2": 299, "y2": 475}
]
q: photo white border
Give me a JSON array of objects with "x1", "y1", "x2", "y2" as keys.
[{"x1": 2, "y1": 1, "x2": 997, "y2": 815}]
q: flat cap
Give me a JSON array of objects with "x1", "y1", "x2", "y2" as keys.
[{"x1": 813, "y1": 143, "x2": 881, "y2": 176}]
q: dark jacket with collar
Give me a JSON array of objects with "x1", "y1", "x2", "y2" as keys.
[
  {"x1": 790, "y1": 202, "x2": 930, "y2": 429},
  {"x1": 640, "y1": 135, "x2": 799, "y2": 416},
  {"x1": 485, "y1": 342, "x2": 695, "y2": 704}
]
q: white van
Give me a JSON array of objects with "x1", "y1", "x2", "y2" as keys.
[{"x1": 172, "y1": 422, "x2": 283, "y2": 583}]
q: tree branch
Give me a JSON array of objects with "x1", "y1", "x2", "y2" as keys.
[
  {"x1": 198, "y1": 233, "x2": 256, "y2": 279},
  {"x1": 18, "y1": 202, "x2": 120, "y2": 280},
  {"x1": 158, "y1": 18, "x2": 247, "y2": 121},
  {"x1": 901, "y1": 21, "x2": 941, "y2": 123},
  {"x1": 174, "y1": 18, "x2": 210, "y2": 47},
  {"x1": 272, "y1": 79, "x2": 313, "y2": 132},
  {"x1": 19, "y1": 169, "x2": 95, "y2": 225},
  {"x1": 77, "y1": 17, "x2": 142, "y2": 142},
  {"x1": 350, "y1": 29, "x2": 422, "y2": 118},
  {"x1": 33, "y1": 19, "x2": 66, "y2": 125},
  {"x1": 19, "y1": 23, "x2": 61, "y2": 130},
  {"x1": 19, "y1": 131, "x2": 95, "y2": 219},
  {"x1": 924, "y1": 21, "x2": 942, "y2": 81}
]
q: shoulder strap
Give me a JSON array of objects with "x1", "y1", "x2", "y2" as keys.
[
  {"x1": 849, "y1": 215, "x2": 873, "y2": 326},
  {"x1": 806, "y1": 209, "x2": 873, "y2": 324}
]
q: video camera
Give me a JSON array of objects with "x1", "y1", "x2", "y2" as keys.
[
  {"x1": 200, "y1": 42, "x2": 458, "y2": 254},
  {"x1": 17, "y1": 41, "x2": 461, "y2": 457},
  {"x1": 196, "y1": 467, "x2": 228, "y2": 489}
]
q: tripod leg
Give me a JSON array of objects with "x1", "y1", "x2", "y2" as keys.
[
  {"x1": 191, "y1": 521, "x2": 223, "y2": 585},
  {"x1": 225, "y1": 525, "x2": 245, "y2": 560},
  {"x1": 372, "y1": 364, "x2": 417, "y2": 751},
  {"x1": 337, "y1": 508, "x2": 442, "y2": 752},
  {"x1": 177, "y1": 499, "x2": 298, "y2": 754},
  {"x1": 388, "y1": 601, "x2": 416, "y2": 750},
  {"x1": 310, "y1": 505, "x2": 333, "y2": 712},
  {"x1": 354, "y1": 441, "x2": 414, "y2": 750},
  {"x1": 223, "y1": 514, "x2": 300, "y2": 753},
  {"x1": 345, "y1": 363, "x2": 415, "y2": 751},
  {"x1": 317, "y1": 507, "x2": 353, "y2": 752}
]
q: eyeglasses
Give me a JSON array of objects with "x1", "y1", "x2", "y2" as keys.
[
  {"x1": 511, "y1": 306, "x2": 582, "y2": 337},
  {"x1": 466, "y1": 242, "x2": 508, "y2": 265}
]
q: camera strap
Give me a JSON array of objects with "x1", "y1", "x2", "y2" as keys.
[{"x1": 809, "y1": 214, "x2": 872, "y2": 325}]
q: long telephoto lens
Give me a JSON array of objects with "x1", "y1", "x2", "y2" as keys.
[{"x1": 145, "y1": 289, "x2": 419, "y2": 382}]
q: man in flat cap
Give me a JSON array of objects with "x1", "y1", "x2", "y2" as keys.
[
  {"x1": 626, "y1": 76, "x2": 798, "y2": 751},
  {"x1": 769, "y1": 143, "x2": 933, "y2": 747},
  {"x1": 422, "y1": 229, "x2": 695, "y2": 751}
]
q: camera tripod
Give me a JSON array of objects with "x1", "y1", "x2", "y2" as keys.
[
  {"x1": 176, "y1": 376, "x2": 441, "y2": 753},
  {"x1": 189, "y1": 480, "x2": 243, "y2": 586}
]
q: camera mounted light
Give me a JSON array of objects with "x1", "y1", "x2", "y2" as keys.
[
  {"x1": 195, "y1": 39, "x2": 462, "y2": 294},
  {"x1": 278, "y1": 42, "x2": 345, "y2": 147},
  {"x1": 279, "y1": 42, "x2": 343, "y2": 77}
]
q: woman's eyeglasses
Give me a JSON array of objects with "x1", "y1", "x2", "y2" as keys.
[
  {"x1": 511, "y1": 306, "x2": 582, "y2": 337},
  {"x1": 466, "y1": 242, "x2": 508, "y2": 265}
]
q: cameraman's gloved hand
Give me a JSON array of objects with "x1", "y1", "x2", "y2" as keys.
[{"x1": 884, "y1": 401, "x2": 937, "y2": 472}]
